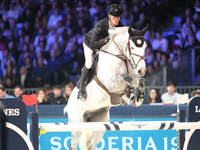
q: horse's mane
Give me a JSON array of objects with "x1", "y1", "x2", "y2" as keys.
[
  {"x1": 104, "y1": 27, "x2": 129, "y2": 51},
  {"x1": 108, "y1": 26, "x2": 129, "y2": 35}
]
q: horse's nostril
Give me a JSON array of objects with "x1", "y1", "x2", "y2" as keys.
[{"x1": 138, "y1": 70, "x2": 141, "y2": 74}]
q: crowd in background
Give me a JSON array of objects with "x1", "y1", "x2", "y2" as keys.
[
  {"x1": 0, "y1": 0, "x2": 199, "y2": 104},
  {"x1": 0, "y1": 82, "x2": 74, "y2": 104}
]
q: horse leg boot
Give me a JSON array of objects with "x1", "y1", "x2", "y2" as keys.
[
  {"x1": 125, "y1": 85, "x2": 131, "y2": 98},
  {"x1": 131, "y1": 78, "x2": 145, "y2": 107},
  {"x1": 78, "y1": 66, "x2": 90, "y2": 101}
]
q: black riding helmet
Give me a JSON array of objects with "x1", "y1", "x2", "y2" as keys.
[{"x1": 108, "y1": 4, "x2": 122, "y2": 17}]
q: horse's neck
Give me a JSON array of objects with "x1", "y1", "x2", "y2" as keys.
[
  {"x1": 101, "y1": 28, "x2": 129, "y2": 54},
  {"x1": 96, "y1": 31, "x2": 129, "y2": 93},
  {"x1": 108, "y1": 27, "x2": 129, "y2": 37},
  {"x1": 98, "y1": 30, "x2": 129, "y2": 72}
]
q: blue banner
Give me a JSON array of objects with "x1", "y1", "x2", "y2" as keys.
[{"x1": 38, "y1": 118, "x2": 177, "y2": 150}]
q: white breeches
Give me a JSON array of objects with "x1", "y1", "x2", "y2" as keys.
[{"x1": 83, "y1": 43, "x2": 94, "y2": 69}]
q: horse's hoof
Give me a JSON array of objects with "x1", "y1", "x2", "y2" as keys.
[
  {"x1": 78, "y1": 91, "x2": 87, "y2": 101},
  {"x1": 120, "y1": 94, "x2": 130, "y2": 105},
  {"x1": 78, "y1": 96, "x2": 87, "y2": 102},
  {"x1": 78, "y1": 97, "x2": 87, "y2": 101},
  {"x1": 131, "y1": 97, "x2": 143, "y2": 107},
  {"x1": 78, "y1": 95, "x2": 87, "y2": 101}
]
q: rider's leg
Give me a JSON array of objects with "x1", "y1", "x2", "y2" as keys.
[{"x1": 78, "y1": 43, "x2": 93, "y2": 100}]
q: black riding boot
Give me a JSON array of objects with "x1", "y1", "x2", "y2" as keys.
[{"x1": 77, "y1": 66, "x2": 90, "y2": 101}]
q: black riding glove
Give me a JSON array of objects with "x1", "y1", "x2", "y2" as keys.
[{"x1": 104, "y1": 36, "x2": 110, "y2": 44}]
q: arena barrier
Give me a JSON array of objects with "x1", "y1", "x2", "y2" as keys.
[
  {"x1": 36, "y1": 96, "x2": 200, "y2": 150},
  {"x1": 39, "y1": 121, "x2": 200, "y2": 132},
  {"x1": 0, "y1": 98, "x2": 34, "y2": 150},
  {"x1": 1, "y1": 96, "x2": 200, "y2": 150}
]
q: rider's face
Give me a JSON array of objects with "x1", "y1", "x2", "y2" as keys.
[{"x1": 108, "y1": 14, "x2": 120, "y2": 27}]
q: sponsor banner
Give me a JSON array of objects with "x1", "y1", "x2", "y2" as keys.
[
  {"x1": 38, "y1": 118, "x2": 177, "y2": 150},
  {"x1": 0, "y1": 99, "x2": 28, "y2": 150},
  {"x1": 184, "y1": 96, "x2": 200, "y2": 150}
]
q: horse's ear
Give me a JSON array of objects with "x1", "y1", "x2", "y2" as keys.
[
  {"x1": 128, "y1": 23, "x2": 149, "y2": 37},
  {"x1": 128, "y1": 26, "x2": 135, "y2": 37},
  {"x1": 141, "y1": 24, "x2": 149, "y2": 34}
]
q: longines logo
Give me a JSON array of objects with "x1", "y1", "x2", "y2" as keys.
[
  {"x1": 195, "y1": 106, "x2": 200, "y2": 113},
  {"x1": 3, "y1": 108, "x2": 20, "y2": 116}
]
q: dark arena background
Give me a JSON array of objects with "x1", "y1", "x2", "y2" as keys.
[{"x1": 0, "y1": 0, "x2": 200, "y2": 150}]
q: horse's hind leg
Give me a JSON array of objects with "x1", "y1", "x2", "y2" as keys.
[
  {"x1": 87, "y1": 108, "x2": 109, "y2": 150},
  {"x1": 69, "y1": 131, "x2": 81, "y2": 150},
  {"x1": 68, "y1": 112, "x2": 84, "y2": 150}
]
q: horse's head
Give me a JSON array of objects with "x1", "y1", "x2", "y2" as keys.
[
  {"x1": 101, "y1": 25, "x2": 148, "y2": 77},
  {"x1": 126, "y1": 24, "x2": 148, "y2": 77}
]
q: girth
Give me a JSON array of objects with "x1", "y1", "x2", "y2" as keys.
[{"x1": 94, "y1": 75, "x2": 123, "y2": 98}]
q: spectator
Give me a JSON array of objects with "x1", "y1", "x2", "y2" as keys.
[
  {"x1": 181, "y1": 16, "x2": 196, "y2": 40},
  {"x1": 63, "y1": 82, "x2": 75, "y2": 104},
  {"x1": 43, "y1": 84, "x2": 53, "y2": 98},
  {"x1": 146, "y1": 88, "x2": 161, "y2": 104},
  {"x1": 152, "y1": 31, "x2": 168, "y2": 52},
  {"x1": 191, "y1": 89, "x2": 200, "y2": 97},
  {"x1": 0, "y1": 86, "x2": 14, "y2": 98},
  {"x1": 145, "y1": 47, "x2": 155, "y2": 65},
  {"x1": 14, "y1": 85, "x2": 23, "y2": 100},
  {"x1": 120, "y1": 9, "x2": 133, "y2": 26},
  {"x1": 7, "y1": 2, "x2": 20, "y2": 20},
  {"x1": 146, "y1": 64, "x2": 154, "y2": 75},
  {"x1": 194, "y1": 0, "x2": 200, "y2": 13},
  {"x1": 47, "y1": 7, "x2": 62, "y2": 29},
  {"x1": 0, "y1": 60, "x2": 3, "y2": 80},
  {"x1": 19, "y1": 66, "x2": 31, "y2": 87},
  {"x1": 3, "y1": 60, "x2": 18, "y2": 88},
  {"x1": 1, "y1": 50, "x2": 15, "y2": 72},
  {"x1": 31, "y1": 57, "x2": 49, "y2": 87},
  {"x1": 152, "y1": 60, "x2": 160, "y2": 70},
  {"x1": 161, "y1": 81, "x2": 179, "y2": 104},
  {"x1": 36, "y1": 88, "x2": 48, "y2": 104},
  {"x1": 160, "y1": 53, "x2": 169, "y2": 66},
  {"x1": 0, "y1": 86, "x2": 6, "y2": 98},
  {"x1": 3, "y1": 76, "x2": 16, "y2": 88},
  {"x1": 47, "y1": 85, "x2": 66, "y2": 104},
  {"x1": 47, "y1": 49, "x2": 62, "y2": 85}
]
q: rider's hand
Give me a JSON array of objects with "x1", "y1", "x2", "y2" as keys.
[{"x1": 104, "y1": 36, "x2": 110, "y2": 43}]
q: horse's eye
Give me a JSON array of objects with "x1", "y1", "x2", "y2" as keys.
[
  {"x1": 136, "y1": 39, "x2": 142, "y2": 45},
  {"x1": 131, "y1": 37, "x2": 144, "y2": 47}
]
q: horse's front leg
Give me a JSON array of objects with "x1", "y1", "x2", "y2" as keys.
[
  {"x1": 130, "y1": 78, "x2": 145, "y2": 107},
  {"x1": 120, "y1": 74, "x2": 132, "y2": 105},
  {"x1": 120, "y1": 75, "x2": 145, "y2": 107}
]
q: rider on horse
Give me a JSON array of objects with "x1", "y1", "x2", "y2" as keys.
[{"x1": 78, "y1": 4, "x2": 131, "y2": 101}]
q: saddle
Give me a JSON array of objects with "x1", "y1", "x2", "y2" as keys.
[{"x1": 77, "y1": 51, "x2": 127, "y2": 105}]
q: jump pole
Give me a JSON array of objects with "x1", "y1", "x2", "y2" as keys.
[{"x1": 39, "y1": 121, "x2": 200, "y2": 133}]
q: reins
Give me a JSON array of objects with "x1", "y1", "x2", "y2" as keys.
[{"x1": 101, "y1": 36, "x2": 145, "y2": 74}]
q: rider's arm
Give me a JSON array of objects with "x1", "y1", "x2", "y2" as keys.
[{"x1": 89, "y1": 25, "x2": 109, "y2": 50}]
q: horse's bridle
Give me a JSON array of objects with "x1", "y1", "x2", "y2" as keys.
[{"x1": 101, "y1": 36, "x2": 145, "y2": 74}]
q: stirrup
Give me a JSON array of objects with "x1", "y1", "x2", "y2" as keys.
[{"x1": 78, "y1": 90, "x2": 87, "y2": 101}]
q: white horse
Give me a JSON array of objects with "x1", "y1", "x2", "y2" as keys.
[{"x1": 64, "y1": 25, "x2": 148, "y2": 150}]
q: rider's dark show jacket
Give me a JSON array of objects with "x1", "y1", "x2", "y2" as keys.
[{"x1": 83, "y1": 17, "x2": 123, "y2": 50}]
